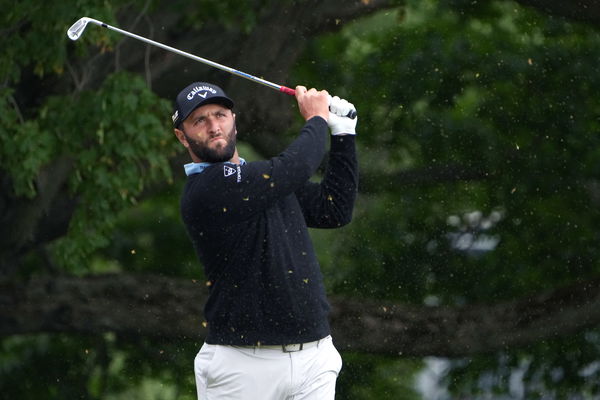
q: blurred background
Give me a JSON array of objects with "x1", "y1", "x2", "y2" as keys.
[{"x1": 2, "y1": 0, "x2": 600, "y2": 398}]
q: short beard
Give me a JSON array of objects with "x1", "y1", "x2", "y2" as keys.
[{"x1": 184, "y1": 124, "x2": 237, "y2": 163}]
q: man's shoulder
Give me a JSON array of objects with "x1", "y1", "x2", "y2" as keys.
[
  {"x1": 183, "y1": 162, "x2": 244, "y2": 197},
  {"x1": 186, "y1": 162, "x2": 238, "y2": 178}
]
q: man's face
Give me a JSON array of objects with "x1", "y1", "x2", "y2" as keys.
[{"x1": 176, "y1": 103, "x2": 237, "y2": 163}]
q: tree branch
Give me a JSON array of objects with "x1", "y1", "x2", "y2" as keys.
[
  {"x1": 330, "y1": 277, "x2": 600, "y2": 356},
  {"x1": 515, "y1": 0, "x2": 600, "y2": 25},
  {"x1": 2, "y1": 273, "x2": 599, "y2": 357},
  {"x1": 360, "y1": 163, "x2": 491, "y2": 193}
]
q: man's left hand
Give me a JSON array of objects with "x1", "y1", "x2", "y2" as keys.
[{"x1": 328, "y1": 96, "x2": 357, "y2": 135}]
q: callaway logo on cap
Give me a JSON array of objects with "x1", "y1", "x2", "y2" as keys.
[
  {"x1": 187, "y1": 85, "x2": 217, "y2": 100},
  {"x1": 172, "y1": 82, "x2": 234, "y2": 128}
]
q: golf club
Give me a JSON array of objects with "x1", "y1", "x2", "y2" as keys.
[{"x1": 67, "y1": 17, "x2": 357, "y2": 119}]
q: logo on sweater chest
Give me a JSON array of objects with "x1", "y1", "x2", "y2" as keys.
[
  {"x1": 223, "y1": 165, "x2": 236, "y2": 177},
  {"x1": 223, "y1": 164, "x2": 242, "y2": 183}
]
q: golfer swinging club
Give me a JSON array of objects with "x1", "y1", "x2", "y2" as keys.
[{"x1": 172, "y1": 81, "x2": 358, "y2": 399}]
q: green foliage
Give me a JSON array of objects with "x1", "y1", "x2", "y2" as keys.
[
  {"x1": 445, "y1": 332, "x2": 600, "y2": 398},
  {"x1": 0, "y1": 0, "x2": 128, "y2": 84},
  {"x1": 296, "y1": 0, "x2": 600, "y2": 396},
  {"x1": 299, "y1": 0, "x2": 600, "y2": 303},
  {"x1": 0, "y1": 333, "x2": 198, "y2": 400},
  {"x1": 337, "y1": 353, "x2": 423, "y2": 400},
  {"x1": 0, "y1": 87, "x2": 56, "y2": 197},
  {"x1": 91, "y1": 186, "x2": 197, "y2": 278},
  {"x1": 1, "y1": 0, "x2": 180, "y2": 269},
  {"x1": 0, "y1": 70, "x2": 178, "y2": 271},
  {"x1": 44, "y1": 72, "x2": 177, "y2": 270},
  {"x1": 172, "y1": 0, "x2": 262, "y2": 34}
]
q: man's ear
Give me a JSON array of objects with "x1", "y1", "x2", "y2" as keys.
[{"x1": 173, "y1": 128, "x2": 189, "y2": 148}]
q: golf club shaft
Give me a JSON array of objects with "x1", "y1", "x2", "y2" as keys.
[
  {"x1": 76, "y1": 18, "x2": 296, "y2": 95},
  {"x1": 67, "y1": 18, "x2": 356, "y2": 118}
]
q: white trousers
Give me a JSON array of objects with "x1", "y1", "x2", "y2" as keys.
[{"x1": 194, "y1": 336, "x2": 342, "y2": 400}]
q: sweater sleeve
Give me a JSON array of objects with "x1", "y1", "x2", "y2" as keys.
[
  {"x1": 183, "y1": 116, "x2": 329, "y2": 224},
  {"x1": 295, "y1": 135, "x2": 358, "y2": 228}
]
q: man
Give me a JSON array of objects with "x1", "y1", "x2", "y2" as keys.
[{"x1": 172, "y1": 81, "x2": 358, "y2": 399}]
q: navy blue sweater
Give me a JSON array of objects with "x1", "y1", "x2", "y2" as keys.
[{"x1": 180, "y1": 116, "x2": 358, "y2": 345}]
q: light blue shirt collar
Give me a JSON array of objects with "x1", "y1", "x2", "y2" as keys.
[{"x1": 184, "y1": 158, "x2": 246, "y2": 176}]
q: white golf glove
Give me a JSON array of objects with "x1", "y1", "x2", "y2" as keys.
[{"x1": 328, "y1": 95, "x2": 357, "y2": 136}]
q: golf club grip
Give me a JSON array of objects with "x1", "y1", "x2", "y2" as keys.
[
  {"x1": 279, "y1": 86, "x2": 296, "y2": 96},
  {"x1": 343, "y1": 109, "x2": 358, "y2": 119},
  {"x1": 279, "y1": 86, "x2": 357, "y2": 119}
]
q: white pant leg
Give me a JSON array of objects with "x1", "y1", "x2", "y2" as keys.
[
  {"x1": 290, "y1": 336, "x2": 343, "y2": 400},
  {"x1": 195, "y1": 343, "x2": 292, "y2": 400},
  {"x1": 194, "y1": 343, "x2": 216, "y2": 400}
]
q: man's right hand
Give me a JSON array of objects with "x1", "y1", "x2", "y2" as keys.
[{"x1": 295, "y1": 86, "x2": 330, "y2": 121}]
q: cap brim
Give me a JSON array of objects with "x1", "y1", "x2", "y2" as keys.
[{"x1": 176, "y1": 97, "x2": 234, "y2": 128}]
